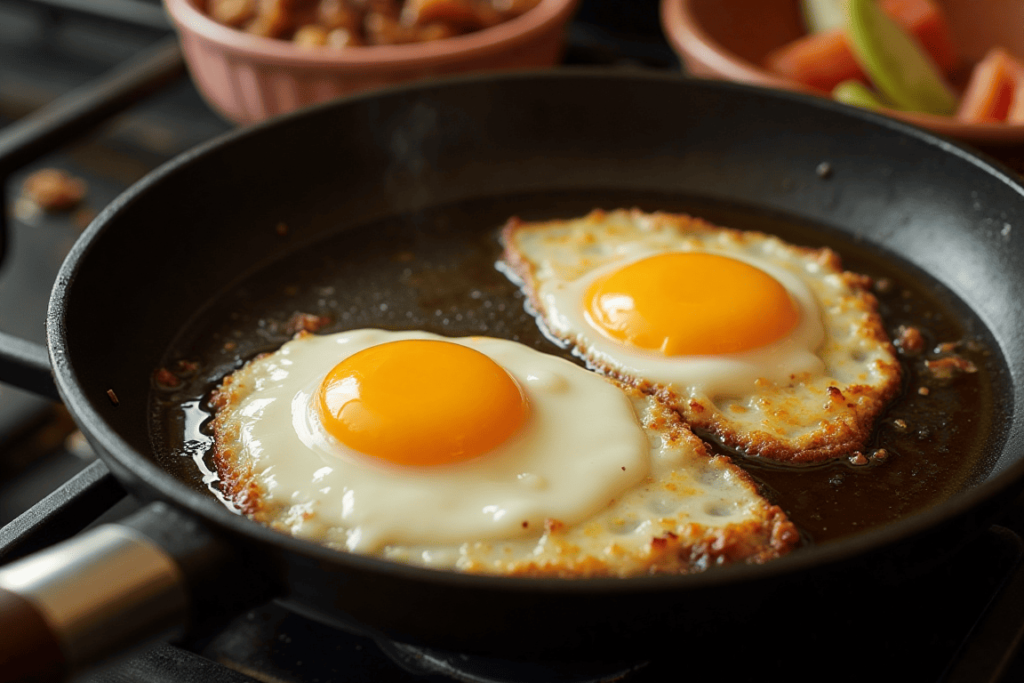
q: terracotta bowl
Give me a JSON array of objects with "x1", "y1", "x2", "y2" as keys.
[
  {"x1": 164, "y1": 0, "x2": 580, "y2": 125},
  {"x1": 660, "y1": 0, "x2": 1024, "y2": 145}
]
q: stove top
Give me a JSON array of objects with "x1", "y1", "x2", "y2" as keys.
[{"x1": 2, "y1": 2, "x2": 1024, "y2": 682}]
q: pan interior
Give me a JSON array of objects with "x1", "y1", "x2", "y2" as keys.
[{"x1": 147, "y1": 186, "x2": 1010, "y2": 550}]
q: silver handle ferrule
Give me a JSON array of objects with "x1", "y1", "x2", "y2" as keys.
[{"x1": 0, "y1": 523, "x2": 189, "y2": 675}]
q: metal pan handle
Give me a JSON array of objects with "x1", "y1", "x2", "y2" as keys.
[
  {"x1": 0, "y1": 516, "x2": 189, "y2": 682},
  {"x1": 0, "y1": 502, "x2": 269, "y2": 682}
]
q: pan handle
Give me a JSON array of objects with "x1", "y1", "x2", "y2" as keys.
[
  {"x1": 0, "y1": 331, "x2": 59, "y2": 402},
  {"x1": 0, "y1": 502, "x2": 271, "y2": 682}
]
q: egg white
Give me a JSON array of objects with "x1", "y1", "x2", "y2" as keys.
[
  {"x1": 211, "y1": 328, "x2": 800, "y2": 575},
  {"x1": 212, "y1": 329, "x2": 650, "y2": 553},
  {"x1": 499, "y1": 208, "x2": 902, "y2": 463},
  {"x1": 541, "y1": 249, "x2": 827, "y2": 399}
]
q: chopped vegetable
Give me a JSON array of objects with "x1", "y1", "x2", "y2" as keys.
[
  {"x1": 846, "y1": 0, "x2": 957, "y2": 115},
  {"x1": 764, "y1": 29, "x2": 861, "y2": 92},
  {"x1": 878, "y1": 0, "x2": 958, "y2": 74},
  {"x1": 801, "y1": 0, "x2": 847, "y2": 33},
  {"x1": 1010, "y1": 83, "x2": 1024, "y2": 124},
  {"x1": 765, "y1": 0, "x2": 958, "y2": 93},
  {"x1": 832, "y1": 79, "x2": 892, "y2": 110},
  {"x1": 766, "y1": 0, "x2": 1024, "y2": 124},
  {"x1": 957, "y1": 48, "x2": 1024, "y2": 123}
]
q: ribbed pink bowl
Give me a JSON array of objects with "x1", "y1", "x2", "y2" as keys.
[{"x1": 164, "y1": 0, "x2": 579, "y2": 124}]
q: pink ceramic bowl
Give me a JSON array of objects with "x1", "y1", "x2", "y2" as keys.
[
  {"x1": 165, "y1": 0, "x2": 580, "y2": 125},
  {"x1": 660, "y1": 0, "x2": 1024, "y2": 145}
]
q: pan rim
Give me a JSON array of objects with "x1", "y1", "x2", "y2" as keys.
[{"x1": 47, "y1": 69, "x2": 1024, "y2": 592}]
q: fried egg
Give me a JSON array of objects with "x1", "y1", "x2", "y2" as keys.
[
  {"x1": 210, "y1": 328, "x2": 798, "y2": 576},
  {"x1": 499, "y1": 209, "x2": 902, "y2": 463}
]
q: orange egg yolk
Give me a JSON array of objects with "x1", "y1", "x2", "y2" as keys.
[
  {"x1": 584, "y1": 252, "x2": 800, "y2": 356},
  {"x1": 316, "y1": 340, "x2": 529, "y2": 466}
]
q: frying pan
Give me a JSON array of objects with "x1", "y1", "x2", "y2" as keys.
[{"x1": 1, "y1": 70, "x2": 1024, "y2": 681}]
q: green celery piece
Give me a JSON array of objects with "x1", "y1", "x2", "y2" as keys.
[
  {"x1": 845, "y1": 0, "x2": 957, "y2": 115},
  {"x1": 801, "y1": 0, "x2": 847, "y2": 33},
  {"x1": 832, "y1": 79, "x2": 893, "y2": 111}
]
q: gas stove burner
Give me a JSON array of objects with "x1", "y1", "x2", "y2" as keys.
[{"x1": 376, "y1": 640, "x2": 649, "y2": 683}]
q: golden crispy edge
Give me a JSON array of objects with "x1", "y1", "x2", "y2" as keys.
[
  {"x1": 499, "y1": 208, "x2": 903, "y2": 464},
  {"x1": 209, "y1": 349, "x2": 277, "y2": 523},
  {"x1": 492, "y1": 386, "x2": 800, "y2": 577},
  {"x1": 208, "y1": 340, "x2": 799, "y2": 577}
]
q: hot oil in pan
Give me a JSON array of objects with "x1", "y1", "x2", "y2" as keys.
[{"x1": 150, "y1": 190, "x2": 1006, "y2": 548}]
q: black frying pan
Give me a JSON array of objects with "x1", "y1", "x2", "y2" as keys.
[{"x1": 1, "y1": 70, "x2": 1024, "y2": 681}]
